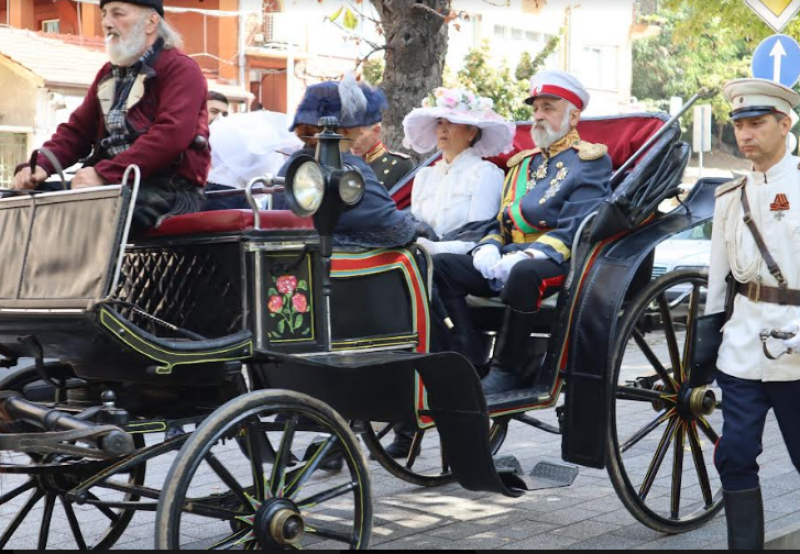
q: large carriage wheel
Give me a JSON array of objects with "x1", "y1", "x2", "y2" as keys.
[
  {"x1": 362, "y1": 418, "x2": 509, "y2": 487},
  {"x1": 606, "y1": 270, "x2": 723, "y2": 534},
  {"x1": 156, "y1": 390, "x2": 372, "y2": 550},
  {"x1": 0, "y1": 365, "x2": 146, "y2": 550}
]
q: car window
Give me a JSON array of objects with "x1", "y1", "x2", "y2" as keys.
[{"x1": 673, "y1": 223, "x2": 712, "y2": 241}]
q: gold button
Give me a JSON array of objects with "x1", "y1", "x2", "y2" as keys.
[
  {"x1": 539, "y1": 199, "x2": 546, "y2": 205},
  {"x1": 392, "y1": 160, "x2": 397, "y2": 165},
  {"x1": 382, "y1": 157, "x2": 388, "y2": 162},
  {"x1": 540, "y1": 221, "x2": 547, "y2": 227},
  {"x1": 384, "y1": 169, "x2": 390, "y2": 174}
]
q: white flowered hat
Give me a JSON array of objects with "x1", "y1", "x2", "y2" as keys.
[{"x1": 402, "y1": 87, "x2": 515, "y2": 158}]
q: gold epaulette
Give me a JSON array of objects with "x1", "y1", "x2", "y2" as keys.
[
  {"x1": 715, "y1": 176, "x2": 747, "y2": 198},
  {"x1": 507, "y1": 148, "x2": 542, "y2": 168},
  {"x1": 572, "y1": 141, "x2": 608, "y2": 161}
]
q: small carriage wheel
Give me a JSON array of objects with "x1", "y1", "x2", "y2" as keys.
[
  {"x1": 606, "y1": 270, "x2": 723, "y2": 534},
  {"x1": 156, "y1": 390, "x2": 372, "y2": 550},
  {"x1": 0, "y1": 365, "x2": 146, "y2": 550},
  {"x1": 362, "y1": 418, "x2": 509, "y2": 488}
]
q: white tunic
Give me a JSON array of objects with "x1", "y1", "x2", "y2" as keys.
[
  {"x1": 411, "y1": 148, "x2": 504, "y2": 255},
  {"x1": 707, "y1": 151, "x2": 800, "y2": 382}
]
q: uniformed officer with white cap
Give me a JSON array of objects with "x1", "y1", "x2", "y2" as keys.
[
  {"x1": 707, "y1": 77, "x2": 800, "y2": 550},
  {"x1": 433, "y1": 70, "x2": 612, "y2": 395}
]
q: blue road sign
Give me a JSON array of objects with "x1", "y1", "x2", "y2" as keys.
[{"x1": 752, "y1": 34, "x2": 800, "y2": 88}]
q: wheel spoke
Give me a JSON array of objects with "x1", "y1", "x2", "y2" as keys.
[
  {"x1": 405, "y1": 431, "x2": 425, "y2": 470},
  {"x1": 87, "y1": 492, "x2": 120, "y2": 523},
  {"x1": 671, "y1": 422, "x2": 685, "y2": 520},
  {"x1": 620, "y1": 409, "x2": 673, "y2": 454},
  {"x1": 697, "y1": 417, "x2": 720, "y2": 444},
  {"x1": 285, "y1": 435, "x2": 340, "y2": 500},
  {"x1": 205, "y1": 452, "x2": 252, "y2": 509},
  {"x1": 376, "y1": 423, "x2": 393, "y2": 441},
  {"x1": 38, "y1": 494, "x2": 56, "y2": 550},
  {"x1": 60, "y1": 495, "x2": 89, "y2": 550},
  {"x1": 632, "y1": 329, "x2": 679, "y2": 392},
  {"x1": 0, "y1": 489, "x2": 45, "y2": 549},
  {"x1": 210, "y1": 527, "x2": 252, "y2": 550},
  {"x1": 271, "y1": 415, "x2": 299, "y2": 498},
  {"x1": 244, "y1": 420, "x2": 268, "y2": 502},
  {"x1": 681, "y1": 284, "x2": 702, "y2": 384},
  {"x1": 639, "y1": 417, "x2": 679, "y2": 501},
  {"x1": 305, "y1": 525, "x2": 353, "y2": 545},
  {"x1": 0, "y1": 479, "x2": 36, "y2": 507},
  {"x1": 297, "y1": 481, "x2": 357, "y2": 510},
  {"x1": 616, "y1": 385, "x2": 677, "y2": 404},
  {"x1": 658, "y1": 295, "x2": 684, "y2": 385},
  {"x1": 689, "y1": 422, "x2": 715, "y2": 508}
]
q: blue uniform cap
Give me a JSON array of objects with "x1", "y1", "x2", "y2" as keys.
[{"x1": 290, "y1": 80, "x2": 388, "y2": 131}]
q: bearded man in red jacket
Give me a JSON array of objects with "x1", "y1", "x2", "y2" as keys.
[{"x1": 13, "y1": 0, "x2": 209, "y2": 231}]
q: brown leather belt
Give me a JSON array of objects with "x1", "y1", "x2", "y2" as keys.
[{"x1": 736, "y1": 281, "x2": 800, "y2": 306}]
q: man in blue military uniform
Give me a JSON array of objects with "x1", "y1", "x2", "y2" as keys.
[
  {"x1": 433, "y1": 70, "x2": 612, "y2": 395},
  {"x1": 707, "y1": 78, "x2": 800, "y2": 550}
]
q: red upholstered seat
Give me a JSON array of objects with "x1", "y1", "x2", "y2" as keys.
[{"x1": 146, "y1": 209, "x2": 315, "y2": 238}]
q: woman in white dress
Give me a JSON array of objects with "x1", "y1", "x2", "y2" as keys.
[{"x1": 403, "y1": 88, "x2": 515, "y2": 255}]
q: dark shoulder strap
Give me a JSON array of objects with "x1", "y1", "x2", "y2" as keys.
[{"x1": 740, "y1": 187, "x2": 789, "y2": 301}]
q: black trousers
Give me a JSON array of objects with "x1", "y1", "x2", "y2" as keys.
[
  {"x1": 715, "y1": 370, "x2": 800, "y2": 491},
  {"x1": 431, "y1": 253, "x2": 567, "y2": 355}
]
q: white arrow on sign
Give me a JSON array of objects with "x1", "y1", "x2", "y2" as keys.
[{"x1": 771, "y1": 39, "x2": 788, "y2": 82}]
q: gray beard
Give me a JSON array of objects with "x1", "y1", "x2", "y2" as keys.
[
  {"x1": 106, "y1": 18, "x2": 148, "y2": 67},
  {"x1": 531, "y1": 110, "x2": 573, "y2": 150}
]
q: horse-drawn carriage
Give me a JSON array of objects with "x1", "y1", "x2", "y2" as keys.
[{"x1": 0, "y1": 104, "x2": 726, "y2": 549}]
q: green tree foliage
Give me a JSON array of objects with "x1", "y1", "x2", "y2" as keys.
[
  {"x1": 362, "y1": 57, "x2": 385, "y2": 86},
  {"x1": 516, "y1": 30, "x2": 563, "y2": 81},
  {"x1": 632, "y1": 5, "x2": 750, "y2": 128}
]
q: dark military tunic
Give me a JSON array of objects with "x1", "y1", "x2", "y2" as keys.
[
  {"x1": 365, "y1": 142, "x2": 415, "y2": 191},
  {"x1": 479, "y1": 130, "x2": 612, "y2": 265}
]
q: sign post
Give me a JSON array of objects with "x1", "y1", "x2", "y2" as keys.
[{"x1": 693, "y1": 105, "x2": 713, "y2": 179}]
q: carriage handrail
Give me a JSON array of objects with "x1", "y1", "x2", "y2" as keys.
[
  {"x1": 610, "y1": 87, "x2": 719, "y2": 187},
  {"x1": 245, "y1": 175, "x2": 285, "y2": 230},
  {"x1": 565, "y1": 211, "x2": 598, "y2": 290},
  {"x1": 109, "y1": 164, "x2": 141, "y2": 297}
]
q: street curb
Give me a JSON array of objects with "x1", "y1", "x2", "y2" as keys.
[{"x1": 765, "y1": 521, "x2": 800, "y2": 550}]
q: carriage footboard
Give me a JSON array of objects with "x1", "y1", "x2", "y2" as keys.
[{"x1": 255, "y1": 350, "x2": 526, "y2": 498}]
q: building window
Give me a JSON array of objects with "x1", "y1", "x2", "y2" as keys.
[
  {"x1": 42, "y1": 20, "x2": 60, "y2": 34},
  {"x1": 511, "y1": 28, "x2": 524, "y2": 40},
  {"x1": 0, "y1": 134, "x2": 28, "y2": 188},
  {"x1": 494, "y1": 25, "x2": 507, "y2": 39},
  {"x1": 579, "y1": 45, "x2": 619, "y2": 91}
]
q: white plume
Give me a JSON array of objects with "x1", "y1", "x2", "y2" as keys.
[{"x1": 338, "y1": 72, "x2": 368, "y2": 124}]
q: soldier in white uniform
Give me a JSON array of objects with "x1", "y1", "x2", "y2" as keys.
[{"x1": 707, "y1": 78, "x2": 800, "y2": 550}]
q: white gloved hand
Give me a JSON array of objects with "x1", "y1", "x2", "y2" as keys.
[
  {"x1": 472, "y1": 245, "x2": 502, "y2": 279},
  {"x1": 524, "y1": 248, "x2": 548, "y2": 261},
  {"x1": 416, "y1": 237, "x2": 440, "y2": 256},
  {"x1": 780, "y1": 320, "x2": 800, "y2": 351},
  {"x1": 491, "y1": 252, "x2": 529, "y2": 284}
]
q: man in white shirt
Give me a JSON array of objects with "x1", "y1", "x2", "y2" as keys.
[{"x1": 707, "y1": 78, "x2": 800, "y2": 550}]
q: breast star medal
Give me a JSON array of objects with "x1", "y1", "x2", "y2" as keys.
[
  {"x1": 526, "y1": 158, "x2": 549, "y2": 191},
  {"x1": 540, "y1": 162, "x2": 569, "y2": 205}
]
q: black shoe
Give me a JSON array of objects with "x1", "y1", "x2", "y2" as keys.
[
  {"x1": 304, "y1": 435, "x2": 344, "y2": 473},
  {"x1": 482, "y1": 366, "x2": 524, "y2": 395},
  {"x1": 724, "y1": 487, "x2": 764, "y2": 550},
  {"x1": 382, "y1": 437, "x2": 414, "y2": 459}
]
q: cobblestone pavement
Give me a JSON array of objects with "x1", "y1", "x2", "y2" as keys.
[{"x1": 1, "y1": 338, "x2": 799, "y2": 550}]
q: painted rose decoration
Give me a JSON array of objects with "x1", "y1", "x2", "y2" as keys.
[{"x1": 268, "y1": 274, "x2": 311, "y2": 340}]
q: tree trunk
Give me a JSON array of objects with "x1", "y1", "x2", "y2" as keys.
[{"x1": 371, "y1": 0, "x2": 450, "y2": 158}]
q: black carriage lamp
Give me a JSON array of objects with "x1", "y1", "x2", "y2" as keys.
[
  {"x1": 281, "y1": 115, "x2": 366, "y2": 350},
  {"x1": 283, "y1": 115, "x2": 366, "y2": 252}
]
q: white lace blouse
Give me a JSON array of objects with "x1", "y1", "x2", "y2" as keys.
[{"x1": 411, "y1": 148, "x2": 504, "y2": 255}]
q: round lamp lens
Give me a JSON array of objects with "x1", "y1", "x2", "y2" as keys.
[
  {"x1": 339, "y1": 171, "x2": 365, "y2": 206},
  {"x1": 294, "y1": 162, "x2": 325, "y2": 213}
]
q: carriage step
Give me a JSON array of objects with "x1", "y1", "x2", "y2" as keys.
[{"x1": 526, "y1": 460, "x2": 580, "y2": 490}]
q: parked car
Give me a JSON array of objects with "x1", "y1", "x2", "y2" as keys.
[{"x1": 653, "y1": 222, "x2": 712, "y2": 307}]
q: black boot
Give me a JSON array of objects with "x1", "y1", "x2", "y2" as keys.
[
  {"x1": 381, "y1": 422, "x2": 417, "y2": 459},
  {"x1": 482, "y1": 307, "x2": 540, "y2": 396},
  {"x1": 723, "y1": 488, "x2": 764, "y2": 550}
]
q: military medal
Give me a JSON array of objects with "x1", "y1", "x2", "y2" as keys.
[
  {"x1": 771, "y1": 194, "x2": 791, "y2": 221},
  {"x1": 540, "y1": 162, "x2": 569, "y2": 205},
  {"x1": 527, "y1": 158, "x2": 549, "y2": 191}
]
